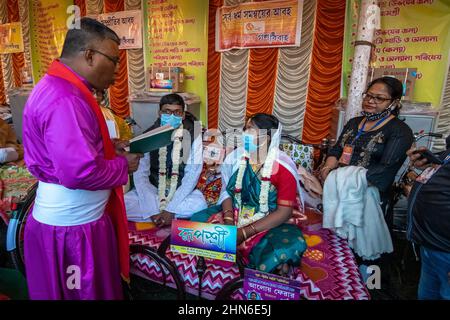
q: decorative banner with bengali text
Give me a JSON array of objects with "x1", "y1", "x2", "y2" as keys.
[
  {"x1": 143, "y1": 0, "x2": 208, "y2": 124},
  {"x1": 29, "y1": 0, "x2": 72, "y2": 84},
  {"x1": 215, "y1": 0, "x2": 302, "y2": 52},
  {"x1": 91, "y1": 10, "x2": 143, "y2": 50},
  {"x1": 0, "y1": 22, "x2": 24, "y2": 54},
  {"x1": 243, "y1": 268, "x2": 302, "y2": 300},
  {"x1": 170, "y1": 220, "x2": 237, "y2": 263},
  {"x1": 342, "y1": 0, "x2": 450, "y2": 108}
]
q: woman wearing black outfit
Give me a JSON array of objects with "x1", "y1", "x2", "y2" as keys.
[
  {"x1": 322, "y1": 76, "x2": 414, "y2": 215},
  {"x1": 321, "y1": 77, "x2": 414, "y2": 295}
]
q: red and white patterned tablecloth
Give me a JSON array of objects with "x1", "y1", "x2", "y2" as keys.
[{"x1": 128, "y1": 215, "x2": 370, "y2": 300}]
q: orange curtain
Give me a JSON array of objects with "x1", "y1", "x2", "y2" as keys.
[
  {"x1": 246, "y1": 48, "x2": 278, "y2": 117},
  {"x1": 207, "y1": 0, "x2": 223, "y2": 129},
  {"x1": 74, "y1": 0, "x2": 87, "y2": 17},
  {"x1": 104, "y1": 0, "x2": 130, "y2": 118},
  {"x1": 7, "y1": 0, "x2": 25, "y2": 88},
  {"x1": 0, "y1": 60, "x2": 6, "y2": 105},
  {"x1": 302, "y1": 0, "x2": 346, "y2": 144}
]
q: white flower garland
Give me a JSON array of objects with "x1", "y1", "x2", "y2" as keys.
[
  {"x1": 235, "y1": 147, "x2": 278, "y2": 227},
  {"x1": 158, "y1": 125, "x2": 184, "y2": 210}
]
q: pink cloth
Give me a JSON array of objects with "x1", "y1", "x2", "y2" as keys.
[{"x1": 24, "y1": 211, "x2": 123, "y2": 300}]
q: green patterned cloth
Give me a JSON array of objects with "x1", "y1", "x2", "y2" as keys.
[
  {"x1": 280, "y1": 143, "x2": 314, "y2": 173},
  {"x1": 248, "y1": 224, "x2": 306, "y2": 273}
]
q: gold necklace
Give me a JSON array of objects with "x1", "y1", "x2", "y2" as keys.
[{"x1": 251, "y1": 163, "x2": 263, "y2": 173}]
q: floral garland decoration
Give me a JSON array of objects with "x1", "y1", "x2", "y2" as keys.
[
  {"x1": 158, "y1": 125, "x2": 184, "y2": 210},
  {"x1": 234, "y1": 146, "x2": 278, "y2": 227}
]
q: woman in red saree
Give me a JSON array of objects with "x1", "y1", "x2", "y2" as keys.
[{"x1": 191, "y1": 114, "x2": 307, "y2": 276}]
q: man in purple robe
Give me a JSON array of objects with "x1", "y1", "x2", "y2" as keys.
[{"x1": 22, "y1": 18, "x2": 142, "y2": 300}]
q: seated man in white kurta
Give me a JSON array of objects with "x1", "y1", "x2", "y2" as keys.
[{"x1": 125, "y1": 93, "x2": 207, "y2": 227}]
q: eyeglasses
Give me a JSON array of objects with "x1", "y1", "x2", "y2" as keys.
[
  {"x1": 84, "y1": 48, "x2": 120, "y2": 66},
  {"x1": 160, "y1": 109, "x2": 184, "y2": 116},
  {"x1": 362, "y1": 93, "x2": 392, "y2": 104}
]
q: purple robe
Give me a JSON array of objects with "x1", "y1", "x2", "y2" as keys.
[{"x1": 22, "y1": 71, "x2": 128, "y2": 300}]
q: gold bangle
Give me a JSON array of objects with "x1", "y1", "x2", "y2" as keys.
[
  {"x1": 223, "y1": 209, "x2": 233, "y2": 215},
  {"x1": 320, "y1": 165, "x2": 332, "y2": 172},
  {"x1": 224, "y1": 217, "x2": 234, "y2": 222},
  {"x1": 241, "y1": 227, "x2": 248, "y2": 241}
]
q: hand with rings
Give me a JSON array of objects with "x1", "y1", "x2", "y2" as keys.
[{"x1": 151, "y1": 210, "x2": 174, "y2": 228}]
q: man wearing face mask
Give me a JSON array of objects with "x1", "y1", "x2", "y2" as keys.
[{"x1": 124, "y1": 93, "x2": 206, "y2": 227}]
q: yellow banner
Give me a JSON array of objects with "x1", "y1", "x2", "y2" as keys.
[
  {"x1": 216, "y1": 0, "x2": 303, "y2": 51},
  {"x1": 343, "y1": 1, "x2": 450, "y2": 108},
  {"x1": 92, "y1": 10, "x2": 143, "y2": 50},
  {"x1": 29, "y1": 0, "x2": 72, "y2": 83},
  {"x1": 143, "y1": 0, "x2": 208, "y2": 123},
  {"x1": 0, "y1": 22, "x2": 24, "y2": 54}
]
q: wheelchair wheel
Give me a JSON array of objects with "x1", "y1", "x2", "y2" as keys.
[
  {"x1": 7, "y1": 186, "x2": 36, "y2": 275},
  {"x1": 130, "y1": 243, "x2": 187, "y2": 300}
]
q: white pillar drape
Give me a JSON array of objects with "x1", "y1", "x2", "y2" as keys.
[{"x1": 345, "y1": 0, "x2": 380, "y2": 123}]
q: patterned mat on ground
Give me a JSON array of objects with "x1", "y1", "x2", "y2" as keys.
[{"x1": 128, "y1": 209, "x2": 370, "y2": 300}]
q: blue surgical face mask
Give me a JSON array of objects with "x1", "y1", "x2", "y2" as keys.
[
  {"x1": 161, "y1": 113, "x2": 183, "y2": 128},
  {"x1": 243, "y1": 133, "x2": 258, "y2": 153}
]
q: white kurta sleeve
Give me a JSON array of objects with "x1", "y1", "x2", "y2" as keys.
[
  {"x1": 133, "y1": 152, "x2": 157, "y2": 209},
  {"x1": 166, "y1": 135, "x2": 203, "y2": 214}
]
